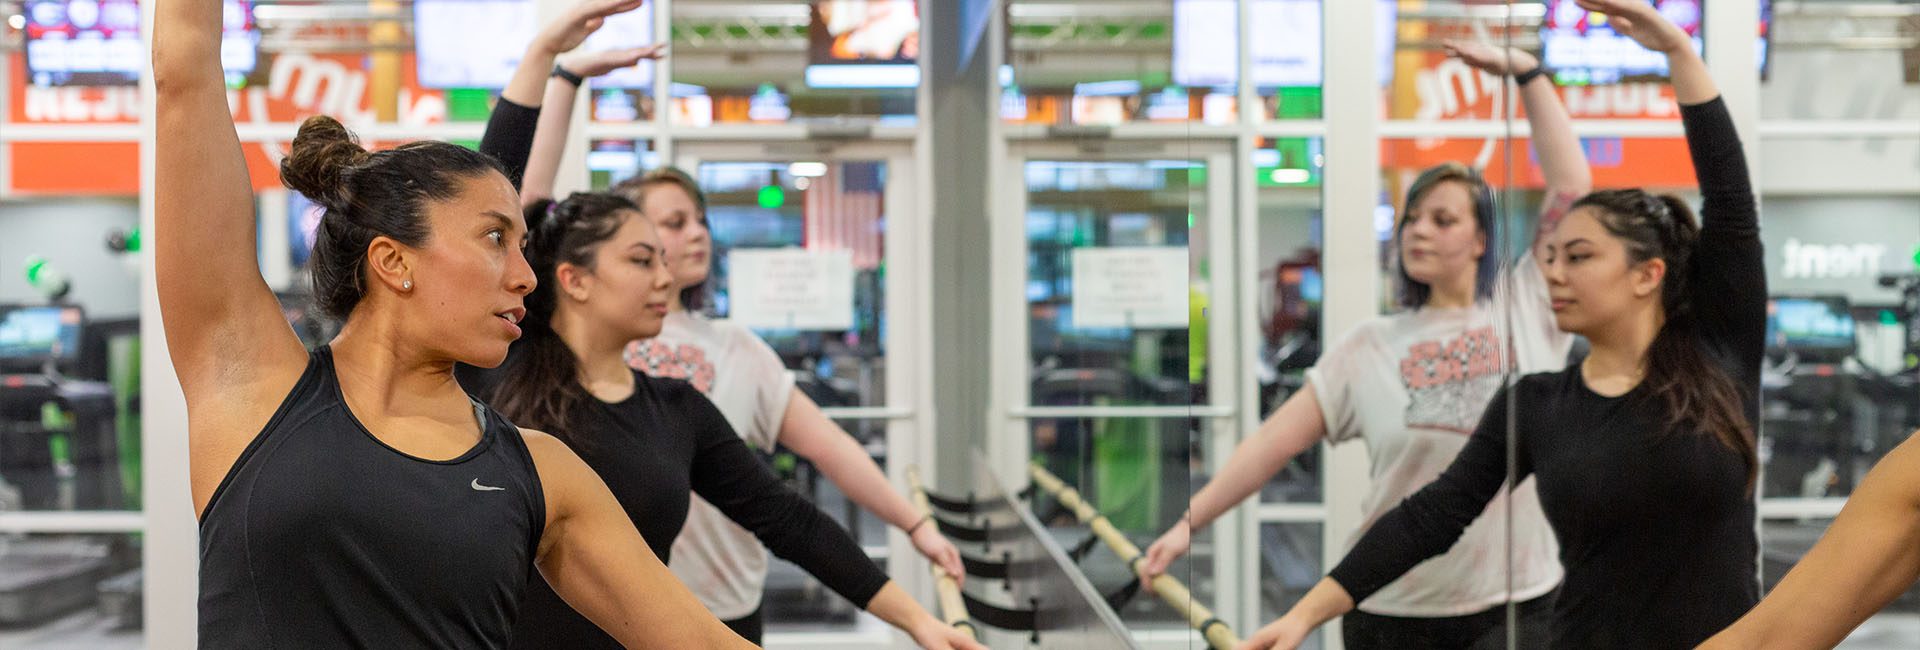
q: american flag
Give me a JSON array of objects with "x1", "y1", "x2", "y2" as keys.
[{"x1": 804, "y1": 162, "x2": 885, "y2": 270}]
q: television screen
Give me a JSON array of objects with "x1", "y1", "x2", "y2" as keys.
[
  {"x1": 1542, "y1": 0, "x2": 1704, "y2": 85},
  {"x1": 0, "y1": 305, "x2": 85, "y2": 363},
  {"x1": 1768, "y1": 297, "x2": 1857, "y2": 355},
  {"x1": 23, "y1": 0, "x2": 143, "y2": 86},
  {"x1": 413, "y1": 0, "x2": 538, "y2": 89},
  {"x1": 805, "y1": 0, "x2": 920, "y2": 88},
  {"x1": 221, "y1": 0, "x2": 261, "y2": 87},
  {"x1": 1173, "y1": 0, "x2": 1396, "y2": 89},
  {"x1": 23, "y1": 0, "x2": 256, "y2": 87}
]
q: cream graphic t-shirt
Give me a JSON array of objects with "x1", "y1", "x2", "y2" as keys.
[{"x1": 1304, "y1": 257, "x2": 1570, "y2": 616}]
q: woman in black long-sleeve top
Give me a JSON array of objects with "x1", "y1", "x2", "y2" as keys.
[
  {"x1": 467, "y1": 192, "x2": 982, "y2": 650},
  {"x1": 1241, "y1": 2, "x2": 1763, "y2": 649}
]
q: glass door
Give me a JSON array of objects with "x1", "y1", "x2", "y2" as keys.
[
  {"x1": 993, "y1": 140, "x2": 1238, "y2": 635},
  {"x1": 672, "y1": 142, "x2": 925, "y2": 640}
]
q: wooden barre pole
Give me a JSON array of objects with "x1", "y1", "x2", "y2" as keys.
[
  {"x1": 907, "y1": 466, "x2": 975, "y2": 640},
  {"x1": 1030, "y1": 463, "x2": 1242, "y2": 650}
]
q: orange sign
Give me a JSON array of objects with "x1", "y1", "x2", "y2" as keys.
[
  {"x1": 1385, "y1": 50, "x2": 1697, "y2": 189},
  {"x1": 1382, "y1": 137, "x2": 1699, "y2": 191},
  {"x1": 8, "y1": 52, "x2": 449, "y2": 195}
]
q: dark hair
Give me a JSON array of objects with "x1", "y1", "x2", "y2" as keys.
[
  {"x1": 486, "y1": 192, "x2": 639, "y2": 444},
  {"x1": 1574, "y1": 189, "x2": 1757, "y2": 490},
  {"x1": 1394, "y1": 162, "x2": 1500, "y2": 309},
  {"x1": 281, "y1": 115, "x2": 508, "y2": 321},
  {"x1": 612, "y1": 167, "x2": 712, "y2": 313}
]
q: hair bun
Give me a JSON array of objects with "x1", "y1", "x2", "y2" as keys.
[{"x1": 280, "y1": 115, "x2": 371, "y2": 208}]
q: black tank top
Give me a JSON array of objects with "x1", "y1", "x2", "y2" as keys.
[{"x1": 198, "y1": 346, "x2": 545, "y2": 649}]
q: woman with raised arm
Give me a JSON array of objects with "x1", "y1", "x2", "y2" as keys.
[
  {"x1": 467, "y1": 192, "x2": 983, "y2": 650},
  {"x1": 1130, "y1": 39, "x2": 1592, "y2": 649},
  {"x1": 485, "y1": 41, "x2": 968, "y2": 645},
  {"x1": 1242, "y1": 1, "x2": 1765, "y2": 648},
  {"x1": 157, "y1": 0, "x2": 750, "y2": 646}
]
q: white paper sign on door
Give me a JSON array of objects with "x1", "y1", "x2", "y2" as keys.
[
  {"x1": 1069, "y1": 247, "x2": 1190, "y2": 329},
  {"x1": 728, "y1": 249, "x2": 856, "y2": 331}
]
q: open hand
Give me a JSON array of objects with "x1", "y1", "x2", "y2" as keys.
[
  {"x1": 533, "y1": 0, "x2": 647, "y2": 56},
  {"x1": 1443, "y1": 40, "x2": 1540, "y2": 76},
  {"x1": 1572, "y1": 0, "x2": 1695, "y2": 55},
  {"x1": 558, "y1": 44, "x2": 667, "y2": 78}
]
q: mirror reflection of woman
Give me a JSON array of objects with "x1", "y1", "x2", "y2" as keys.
[
  {"x1": 1136, "y1": 38, "x2": 1593, "y2": 650},
  {"x1": 1242, "y1": 1, "x2": 1766, "y2": 648}
]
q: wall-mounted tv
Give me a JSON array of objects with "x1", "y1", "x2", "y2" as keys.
[
  {"x1": 24, "y1": 0, "x2": 257, "y2": 87},
  {"x1": 1542, "y1": 0, "x2": 1705, "y2": 86},
  {"x1": 805, "y1": 1, "x2": 920, "y2": 89}
]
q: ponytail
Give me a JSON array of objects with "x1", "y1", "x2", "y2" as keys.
[{"x1": 485, "y1": 194, "x2": 638, "y2": 448}]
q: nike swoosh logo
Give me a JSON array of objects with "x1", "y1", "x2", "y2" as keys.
[{"x1": 471, "y1": 479, "x2": 506, "y2": 492}]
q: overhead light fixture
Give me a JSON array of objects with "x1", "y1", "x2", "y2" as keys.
[
  {"x1": 1269, "y1": 169, "x2": 1311, "y2": 184},
  {"x1": 789, "y1": 162, "x2": 829, "y2": 178}
]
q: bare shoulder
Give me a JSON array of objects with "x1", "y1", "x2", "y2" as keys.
[{"x1": 518, "y1": 427, "x2": 579, "y2": 467}]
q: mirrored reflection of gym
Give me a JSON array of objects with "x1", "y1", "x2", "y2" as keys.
[{"x1": 3, "y1": 1, "x2": 1920, "y2": 648}]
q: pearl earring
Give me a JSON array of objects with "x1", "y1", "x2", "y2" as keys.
[{"x1": 402, "y1": 280, "x2": 413, "y2": 291}]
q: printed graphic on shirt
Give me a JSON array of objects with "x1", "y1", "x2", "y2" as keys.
[
  {"x1": 628, "y1": 340, "x2": 717, "y2": 394},
  {"x1": 1398, "y1": 326, "x2": 1504, "y2": 434}
]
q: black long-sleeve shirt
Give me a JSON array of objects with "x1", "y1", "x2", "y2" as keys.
[
  {"x1": 462, "y1": 366, "x2": 890, "y2": 648},
  {"x1": 478, "y1": 96, "x2": 541, "y2": 190},
  {"x1": 1328, "y1": 97, "x2": 1764, "y2": 648}
]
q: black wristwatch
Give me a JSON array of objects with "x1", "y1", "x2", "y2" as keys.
[
  {"x1": 1514, "y1": 66, "x2": 1549, "y2": 87},
  {"x1": 551, "y1": 64, "x2": 584, "y2": 88}
]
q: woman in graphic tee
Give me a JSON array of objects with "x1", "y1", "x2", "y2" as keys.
[
  {"x1": 1134, "y1": 41, "x2": 1593, "y2": 650},
  {"x1": 1250, "y1": 1, "x2": 1765, "y2": 647}
]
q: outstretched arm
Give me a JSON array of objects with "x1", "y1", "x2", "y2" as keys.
[
  {"x1": 521, "y1": 45, "x2": 663, "y2": 203},
  {"x1": 1701, "y1": 431, "x2": 1920, "y2": 649},
  {"x1": 480, "y1": 0, "x2": 647, "y2": 189},
  {"x1": 778, "y1": 389, "x2": 968, "y2": 586},
  {"x1": 1242, "y1": 387, "x2": 1527, "y2": 650},
  {"x1": 1137, "y1": 383, "x2": 1327, "y2": 587},
  {"x1": 1444, "y1": 40, "x2": 1591, "y2": 254},
  {"x1": 524, "y1": 430, "x2": 755, "y2": 649}
]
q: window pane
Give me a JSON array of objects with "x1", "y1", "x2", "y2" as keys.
[
  {"x1": 696, "y1": 160, "x2": 889, "y2": 407},
  {"x1": 1025, "y1": 159, "x2": 1197, "y2": 406},
  {"x1": 670, "y1": 1, "x2": 918, "y2": 125},
  {"x1": 1030, "y1": 417, "x2": 1212, "y2": 630},
  {"x1": 1759, "y1": 194, "x2": 1920, "y2": 499},
  {"x1": 1258, "y1": 522, "x2": 1325, "y2": 650},
  {"x1": 1005, "y1": 1, "x2": 1231, "y2": 125},
  {"x1": 1253, "y1": 137, "x2": 1325, "y2": 503},
  {"x1": 0, "y1": 198, "x2": 143, "y2": 514}
]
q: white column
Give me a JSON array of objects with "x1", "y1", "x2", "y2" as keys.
[
  {"x1": 258, "y1": 189, "x2": 293, "y2": 291},
  {"x1": 1318, "y1": 1, "x2": 1384, "y2": 646}
]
